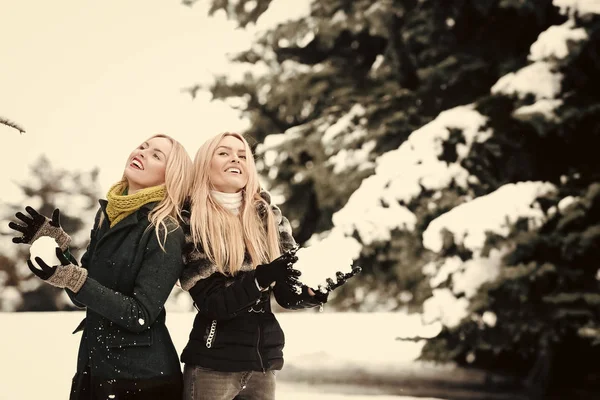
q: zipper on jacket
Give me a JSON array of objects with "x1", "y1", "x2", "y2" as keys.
[
  {"x1": 206, "y1": 320, "x2": 217, "y2": 348},
  {"x1": 256, "y1": 322, "x2": 265, "y2": 373}
]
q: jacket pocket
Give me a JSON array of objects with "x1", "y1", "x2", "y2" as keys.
[{"x1": 106, "y1": 327, "x2": 153, "y2": 349}]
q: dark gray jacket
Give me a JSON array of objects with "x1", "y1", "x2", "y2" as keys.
[{"x1": 67, "y1": 200, "x2": 184, "y2": 382}]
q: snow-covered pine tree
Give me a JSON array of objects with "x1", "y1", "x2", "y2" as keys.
[
  {"x1": 419, "y1": 2, "x2": 600, "y2": 397},
  {"x1": 193, "y1": 0, "x2": 567, "y2": 310},
  {"x1": 191, "y1": 0, "x2": 600, "y2": 395}
]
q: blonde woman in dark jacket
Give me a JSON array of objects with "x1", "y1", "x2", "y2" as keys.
[
  {"x1": 179, "y1": 132, "x2": 358, "y2": 400},
  {"x1": 9, "y1": 134, "x2": 193, "y2": 400}
]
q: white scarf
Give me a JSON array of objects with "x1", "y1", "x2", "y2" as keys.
[{"x1": 211, "y1": 190, "x2": 242, "y2": 215}]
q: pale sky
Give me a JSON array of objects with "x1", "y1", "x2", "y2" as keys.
[{"x1": 0, "y1": 0, "x2": 310, "y2": 203}]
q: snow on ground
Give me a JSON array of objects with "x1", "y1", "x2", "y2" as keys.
[
  {"x1": 0, "y1": 311, "x2": 448, "y2": 400},
  {"x1": 277, "y1": 381, "x2": 443, "y2": 400}
]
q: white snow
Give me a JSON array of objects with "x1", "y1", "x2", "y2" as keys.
[
  {"x1": 513, "y1": 99, "x2": 563, "y2": 121},
  {"x1": 327, "y1": 140, "x2": 376, "y2": 174},
  {"x1": 482, "y1": 311, "x2": 497, "y2": 328},
  {"x1": 449, "y1": 249, "x2": 504, "y2": 299},
  {"x1": 257, "y1": 128, "x2": 303, "y2": 167},
  {"x1": 332, "y1": 105, "x2": 489, "y2": 245},
  {"x1": 297, "y1": 30, "x2": 316, "y2": 48},
  {"x1": 370, "y1": 54, "x2": 385, "y2": 73},
  {"x1": 422, "y1": 181, "x2": 556, "y2": 254},
  {"x1": 422, "y1": 289, "x2": 470, "y2": 328},
  {"x1": 280, "y1": 59, "x2": 315, "y2": 80},
  {"x1": 278, "y1": 382, "x2": 443, "y2": 400},
  {"x1": 0, "y1": 286, "x2": 22, "y2": 312},
  {"x1": 294, "y1": 230, "x2": 361, "y2": 291},
  {"x1": 422, "y1": 250, "x2": 504, "y2": 329},
  {"x1": 553, "y1": 0, "x2": 600, "y2": 16},
  {"x1": 331, "y1": 10, "x2": 347, "y2": 25},
  {"x1": 335, "y1": 177, "x2": 418, "y2": 245},
  {"x1": 216, "y1": 59, "x2": 272, "y2": 83},
  {"x1": 321, "y1": 104, "x2": 366, "y2": 148},
  {"x1": 427, "y1": 257, "x2": 464, "y2": 288},
  {"x1": 0, "y1": 311, "x2": 451, "y2": 400},
  {"x1": 558, "y1": 195, "x2": 578, "y2": 212},
  {"x1": 0, "y1": 270, "x2": 7, "y2": 288},
  {"x1": 252, "y1": 0, "x2": 312, "y2": 33},
  {"x1": 529, "y1": 20, "x2": 588, "y2": 61},
  {"x1": 491, "y1": 61, "x2": 562, "y2": 100},
  {"x1": 29, "y1": 236, "x2": 61, "y2": 269}
]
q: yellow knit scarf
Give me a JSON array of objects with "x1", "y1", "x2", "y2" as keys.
[{"x1": 106, "y1": 182, "x2": 166, "y2": 227}]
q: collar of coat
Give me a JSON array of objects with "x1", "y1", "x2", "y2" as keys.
[{"x1": 179, "y1": 191, "x2": 296, "y2": 291}]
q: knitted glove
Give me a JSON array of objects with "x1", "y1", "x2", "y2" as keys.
[
  {"x1": 255, "y1": 252, "x2": 301, "y2": 290},
  {"x1": 9, "y1": 206, "x2": 71, "y2": 250},
  {"x1": 28, "y1": 247, "x2": 88, "y2": 293},
  {"x1": 322, "y1": 266, "x2": 362, "y2": 293}
]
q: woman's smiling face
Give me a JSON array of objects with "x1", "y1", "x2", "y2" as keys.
[
  {"x1": 209, "y1": 135, "x2": 248, "y2": 193},
  {"x1": 124, "y1": 136, "x2": 173, "y2": 193}
]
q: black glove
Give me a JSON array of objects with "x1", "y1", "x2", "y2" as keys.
[
  {"x1": 255, "y1": 252, "x2": 301, "y2": 290},
  {"x1": 311, "y1": 286, "x2": 329, "y2": 303},
  {"x1": 9, "y1": 206, "x2": 71, "y2": 250},
  {"x1": 323, "y1": 266, "x2": 362, "y2": 292},
  {"x1": 27, "y1": 247, "x2": 88, "y2": 292}
]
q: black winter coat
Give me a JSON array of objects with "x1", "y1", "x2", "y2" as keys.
[
  {"x1": 179, "y1": 197, "x2": 324, "y2": 372},
  {"x1": 67, "y1": 200, "x2": 184, "y2": 392}
]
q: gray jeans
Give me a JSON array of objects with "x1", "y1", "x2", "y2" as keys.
[{"x1": 183, "y1": 365, "x2": 276, "y2": 400}]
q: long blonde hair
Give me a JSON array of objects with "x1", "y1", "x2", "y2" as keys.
[
  {"x1": 104, "y1": 134, "x2": 193, "y2": 249},
  {"x1": 189, "y1": 132, "x2": 280, "y2": 275},
  {"x1": 148, "y1": 134, "x2": 193, "y2": 248}
]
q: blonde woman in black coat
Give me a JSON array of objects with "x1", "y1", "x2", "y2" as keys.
[
  {"x1": 179, "y1": 132, "x2": 359, "y2": 400},
  {"x1": 9, "y1": 134, "x2": 193, "y2": 400}
]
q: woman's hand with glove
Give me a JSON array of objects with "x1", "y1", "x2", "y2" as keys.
[
  {"x1": 28, "y1": 247, "x2": 87, "y2": 293},
  {"x1": 254, "y1": 251, "x2": 302, "y2": 290},
  {"x1": 9, "y1": 206, "x2": 71, "y2": 250}
]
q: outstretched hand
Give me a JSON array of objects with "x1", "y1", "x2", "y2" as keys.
[
  {"x1": 255, "y1": 250, "x2": 302, "y2": 290},
  {"x1": 9, "y1": 207, "x2": 71, "y2": 249},
  {"x1": 322, "y1": 266, "x2": 362, "y2": 292}
]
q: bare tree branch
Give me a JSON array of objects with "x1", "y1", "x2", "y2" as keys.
[{"x1": 0, "y1": 116, "x2": 25, "y2": 134}]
